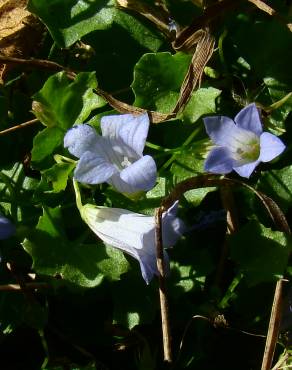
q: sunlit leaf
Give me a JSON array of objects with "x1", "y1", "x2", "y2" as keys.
[
  {"x1": 22, "y1": 206, "x2": 130, "y2": 287},
  {"x1": 31, "y1": 72, "x2": 103, "y2": 164},
  {"x1": 132, "y1": 52, "x2": 192, "y2": 113},
  {"x1": 28, "y1": 0, "x2": 115, "y2": 47},
  {"x1": 229, "y1": 220, "x2": 292, "y2": 285}
]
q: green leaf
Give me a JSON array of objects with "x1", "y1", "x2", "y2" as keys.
[
  {"x1": 231, "y1": 18, "x2": 292, "y2": 83},
  {"x1": 28, "y1": 0, "x2": 115, "y2": 47},
  {"x1": 31, "y1": 126, "x2": 64, "y2": 164},
  {"x1": 170, "y1": 145, "x2": 215, "y2": 205},
  {"x1": 22, "y1": 206, "x2": 129, "y2": 287},
  {"x1": 229, "y1": 221, "x2": 292, "y2": 285},
  {"x1": 31, "y1": 72, "x2": 102, "y2": 164},
  {"x1": 264, "y1": 77, "x2": 292, "y2": 134},
  {"x1": 257, "y1": 165, "x2": 292, "y2": 212},
  {"x1": 32, "y1": 72, "x2": 101, "y2": 128},
  {"x1": 0, "y1": 290, "x2": 47, "y2": 330},
  {"x1": 169, "y1": 262, "x2": 195, "y2": 295},
  {"x1": 112, "y1": 272, "x2": 158, "y2": 329},
  {"x1": 181, "y1": 86, "x2": 221, "y2": 124},
  {"x1": 132, "y1": 52, "x2": 192, "y2": 113},
  {"x1": 115, "y1": 9, "x2": 163, "y2": 52},
  {"x1": 42, "y1": 162, "x2": 75, "y2": 192}
]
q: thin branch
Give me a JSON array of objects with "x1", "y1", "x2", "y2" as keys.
[
  {"x1": 0, "y1": 54, "x2": 71, "y2": 73},
  {"x1": 247, "y1": 0, "x2": 292, "y2": 32},
  {"x1": 215, "y1": 185, "x2": 239, "y2": 286},
  {"x1": 161, "y1": 175, "x2": 290, "y2": 234},
  {"x1": 155, "y1": 207, "x2": 172, "y2": 365},
  {"x1": 261, "y1": 279, "x2": 285, "y2": 370},
  {"x1": 0, "y1": 118, "x2": 39, "y2": 135},
  {"x1": 0, "y1": 55, "x2": 77, "y2": 82},
  {"x1": 0, "y1": 282, "x2": 51, "y2": 291},
  {"x1": 159, "y1": 174, "x2": 290, "y2": 369}
]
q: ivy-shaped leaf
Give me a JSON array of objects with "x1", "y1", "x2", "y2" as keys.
[
  {"x1": 229, "y1": 220, "x2": 292, "y2": 285},
  {"x1": 28, "y1": 0, "x2": 115, "y2": 47},
  {"x1": 22, "y1": 206, "x2": 130, "y2": 287},
  {"x1": 31, "y1": 72, "x2": 104, "y2": 164},
  {"x1": 132, "y1": 52, "x2": 192, "y2": 113}
]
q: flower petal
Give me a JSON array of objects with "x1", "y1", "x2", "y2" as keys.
[
  {"x1": 259, "y1": 132, "x2": 286, "y2": 162},
  {"x1": 117, "y1": 155, "x2": 157, "y2": 193},
  {"x1": 82, "y1": 206, "x2": 159, "y2": 284},
  {"x1": 234, "y1": 103, "x2": 263, "y2": 136},
  {"x1": 0, "y1": 215, "x2": 15, "y2": 240},
  {"x1": 64, "y1": 124, "x2": 100, "y2": 158},
  {"x1": 81, "y1": 204, "x2": 183, "y2": 284},
  {"x1": 162, "y1": 201, "x2": 186, "y2": 248},
  {"x1": 138, "y1": 250, "x2": 169, "y2": 284},
  {"x1": 204, "y1": 116, "x2": 238, "y2": 146},
  {"x1": 233, "y1": 160, "x2": 260, "y2": 178},
  {"x1": 82, "y1": 205, "x2": 154, "y2": 250},
  {"x1": 74, "y1": 151, "x2": 117, "y2": 184},
  {"x1": 204, "y1": 147, "x2": 234, "y2": 174},
  {"x1": 101, "y1": 113, "x2": 149, "y2": 156}
]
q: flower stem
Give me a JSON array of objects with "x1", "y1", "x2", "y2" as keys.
[
  {"x1": 54, "y1": 154, "x2": 77, "y2": 164},
  {"x1": 73, "y1": 179, "x2": 83, "y2": 211},
  {"x1": 160, "y1": 127, "x2": 202, "y2": 171},
  {"x1": 215, "y1": 185, "x2": 239, "y2": 287},
  {"x1": 155, "y1": 207, "x2": 172, "y2": 365},
  {"x1": 145, "y1": 142, "x2": 173, "y2": 152},
  {"x1": 261, "y1": 279, "x2": 285, "y2": 370}
]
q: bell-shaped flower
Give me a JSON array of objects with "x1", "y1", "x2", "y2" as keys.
[
  {"x1": 64, "y1": 113, "x2": 157, "y2": 193},
  {"x1": 0, "y1": 214, "x2": 15, "y2": 240},
  {"x1": 80, "y1": 201, "x2": 185, "y2": 284},
  {"x1": 203, "y1": 103, "x2": 286, "y2": 178}
]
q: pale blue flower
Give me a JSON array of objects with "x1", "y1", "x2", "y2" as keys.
[
  {"x1": 0, "y1": 214, "x2": 15, "y2": 240},
  {"x1": 80, "y1": 201, "x2": 185, "y2": 284},
  {"x1": 64, "y1": 113, "x2": 157, "y2": 193},
  {"x1": 203, "y1": 103, "x2": 286, "y2": 178}
]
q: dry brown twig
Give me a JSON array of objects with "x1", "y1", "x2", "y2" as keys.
[
  {"x1": 0, "y1": 117, "x2": 39, "y2": 135},
  {"x1": 0, "y1": 282, "x2": 50, "y2": 291},
  {"x1": 155, "y1": 207, "x2": 173, "y2": 364},
  {"x1": 157, "y1": 175, "x2": 290, "y2": 368}
]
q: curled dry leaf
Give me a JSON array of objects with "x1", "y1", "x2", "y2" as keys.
[
  {"x1": 0, "y1": 0, "x2": 44, "y2": 83},
  {"x1": 116, "y1": 0, "x2": 173, "y2": 38},
  {"x1": 172, "y1": 27, "x2": 215, "y2": 113},
  {"x1": 95, "y1": 87, "x2": 175, "y2": 123}
]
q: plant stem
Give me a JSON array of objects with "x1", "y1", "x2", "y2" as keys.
[
  {"x1": 155, "y1": 207, "x2": 172, "y2": 365},
  {"x1": 73, "y1": 179, "x2": 83, "y2": 211},
  {"x1": 261, "y1": 279, "x2": 285, "y2": 370},
  {"x1": 160, "y1": 127, "x2": 202, "y2": 171},
  {"x1": 0, "y1": 118, "x2": 39, "y2": 135},
  {"x1": 215, "y1": 185, "x2": 239, "y2": 286}
]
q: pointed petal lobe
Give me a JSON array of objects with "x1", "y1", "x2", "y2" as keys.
[
  {"x1": 162, "y1": 201, "x2": 186, "y2": 248},
  {"x1": 74, "y1": 151, "x2": 117, "y2": 184},
  {"x1": 64, "y1": 124, "x2": 100, "y2": 158},
  {"x1": 234, "y1": 103, "x2": 263, "y2": 136},
  {"x1": 101, "y1": 113, "x2": 149, "y2": 156},
  {"x1": 119, "y1": 155, "x2": 157, "y2": 192},
  {"x1": 233, "y1": 160, "x2": 260, "y2": 178},
  {"x1": 138, "y1": 250, "x2": 169, "y2": 284},
  {"x1": 204, "y1": 147, "x2": 234, "y2": 174},
  {"x1": 204, "y1": 116, "x2": 238, "y2": 146},
  {"x1": 259, "y1": 132, "x2": 286, "y2": 162}
]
